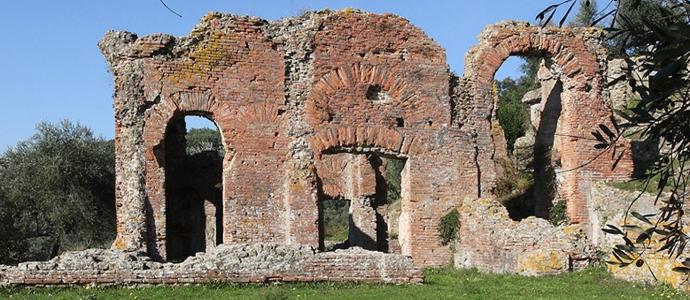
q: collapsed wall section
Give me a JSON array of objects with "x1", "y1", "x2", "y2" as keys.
[
  {"x1": 454, "y1": 197, "x2": 592, "y2": 275},
  {"x1": 0, "y1": 245, "x2": 422, "y2": 285}
]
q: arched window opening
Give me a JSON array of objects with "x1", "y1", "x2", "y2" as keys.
[
  {"x1": 493, "y1": 55, "x2": 566, "y2": 224},
  {"x1": 165, "y1": 115, "x2": 224, "y2": 262}
]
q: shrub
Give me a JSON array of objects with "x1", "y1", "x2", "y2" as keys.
[
  {"x1": 549, "y1": 200, "x2": 569, "y2": 226},
  {"x1": 438, "y1": 209, "x2": 460, "y2": 245},
  {"x1": 494, "y1": 158, "x2": 537, "y2": 221}
]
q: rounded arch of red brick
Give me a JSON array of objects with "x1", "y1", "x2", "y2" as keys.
[
  {"x1": 465, "y1": 24, "x2": 633, "y2": 228},
  {"x1": 141, "y1": 91, "x2": 234, "y2": 260},
  {"x1": 305, "y1": 63, "x2": 419, "y2": 128},
  {"x1": 309, "y1": 126, "x2": 426, "y2": 158}
]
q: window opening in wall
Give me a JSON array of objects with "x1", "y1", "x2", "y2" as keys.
[
  {"x1": 318, "y1": 153, "x2": 406, "y2": 253},
  {"x1": 396, "y1": 117, "x2": 405, "y2": 127},
  {"x1": 366, "y1": 84, "x2": 391, "y2": 103},
  {"x1": 320, "y1": 198, "x2": 351, "y2": 251},
  {"x1": 493, "y1": 55, "x2": 566, "y2": 224},
  {"x1": 165, "y1": 115, "x2": 224, "y2": 262}
]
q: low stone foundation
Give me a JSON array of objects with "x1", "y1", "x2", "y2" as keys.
[{"x1": 0, "y1": 244, "x2": 422, "y2": 286}]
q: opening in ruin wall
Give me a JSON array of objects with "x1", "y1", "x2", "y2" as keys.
[
  {"x1": 98, "y1": 11, "x2": 633, "y2": 268},
  {"x1": 464, "y1": 22, "x2": 634, "y2": 239}
]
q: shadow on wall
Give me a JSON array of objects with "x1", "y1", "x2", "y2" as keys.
[{"x1": 533, "y1": 79, "x2": 563, "y2": 219}]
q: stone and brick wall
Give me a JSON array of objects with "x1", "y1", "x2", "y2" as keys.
[
  {"x1": 454, "y1": 197, "x2": 593, "y2": 275},
  {"x1": 98, "y1": 10, "x2": 480, "y2": 268},
  {"x1": 0, "y1": 9, "x2": 639, "y2": 286},
  {"x1": 0, "y1": 245, "x2": 422, "y2": 286}
]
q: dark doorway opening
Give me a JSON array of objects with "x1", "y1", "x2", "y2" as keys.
[{"x1": 165, "y1": 115, "x2": 224, "y2": 262}]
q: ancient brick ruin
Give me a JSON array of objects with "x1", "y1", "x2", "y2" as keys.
[{"x1": 0, "y1": 9, "x2": 639, "y2": 286}]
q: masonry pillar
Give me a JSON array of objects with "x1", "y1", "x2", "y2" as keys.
[{"x1": 348, "y1": 197, "x2": 379, "y2": 250}]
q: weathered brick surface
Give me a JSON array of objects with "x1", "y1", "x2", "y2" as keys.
[{"x1": 51, "y1": 10, "x2": 637, "y2": 285}]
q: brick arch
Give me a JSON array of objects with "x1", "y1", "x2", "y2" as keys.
[
  {"x1": 306, "y1": 63, "x2": 433, "y2": 129},
  {"x1": 142, "y1": 91, "x2": 233, "y2": 260},
  {"x1": 465, "y1": 24, "x2": 632, "y2": 229},
  {"x1": 227, "y1": 102, "x2": 287, "y2": 139},
  {"x1": 144, "y1": 92, "x2": 234, "y2": 150},
  {"x1": 308, "y1": 126, "x2": 426, "y2": 158},
  {"x1": 465, "y1": 27, "x2": 602, "y2": 121}
]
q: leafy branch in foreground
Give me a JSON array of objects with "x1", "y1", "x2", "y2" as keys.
[{"x1": 539, "y1": 0, "x2": 690, "y2": 280}]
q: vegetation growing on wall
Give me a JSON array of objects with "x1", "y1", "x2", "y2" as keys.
[
  {"x1": 438, "y1": 209, "x2": 459, "y2": 245},
  {"x1": 548, "y1": 200, "x2": 569, "y2": 226}
]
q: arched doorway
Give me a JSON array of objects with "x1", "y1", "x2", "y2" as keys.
[
  {"x1": 465, "y1": 24, "x2": 633, "y2": 230},
  {"x1": 492, "y1": 55, "x2": 566, "y2": 224},
  {"x1": 164, "y1": 115, "x2": 224, "y2": 262}
]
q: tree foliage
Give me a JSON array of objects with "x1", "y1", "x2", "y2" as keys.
[
  {"x1": 569, "y1": 0, "x2": 598, "y2": 27},
  {"x1": 185, "y1": 127, "x2": 224, "y2": 157},
  {"x1": 496, "y1": 57, "x2": 540, "y2": 151},
  {"x1": 0, "y1": 120, "x2": 115, "y2": 264},
  {"x1": 608, "y1": 0, "x2": 667, "y2": 57},
  {"x1": 384, "y1": 157, "x2": 405, "y2": 204}
]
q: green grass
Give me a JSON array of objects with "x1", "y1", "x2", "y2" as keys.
[
  {"x1": 325, "y1": 226, "x2": 349, "y2": 243},
  {"x1": 608, "y1": 173, "x2": 664, "y2": 195},
  {"x1": 609, "y1": 178, "x2": 659, "y2": 194},
  {"x1": 1, "y1": 267, "x2": 688, "y2": 299}
]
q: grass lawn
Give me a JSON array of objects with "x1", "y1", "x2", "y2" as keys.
[{"x1": 1, "y1": 267, "x2": 687, "y2": 299}]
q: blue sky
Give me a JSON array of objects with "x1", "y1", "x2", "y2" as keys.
[{"x1": 0, "y1": 0, "x2": 570, "y2": 150}]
